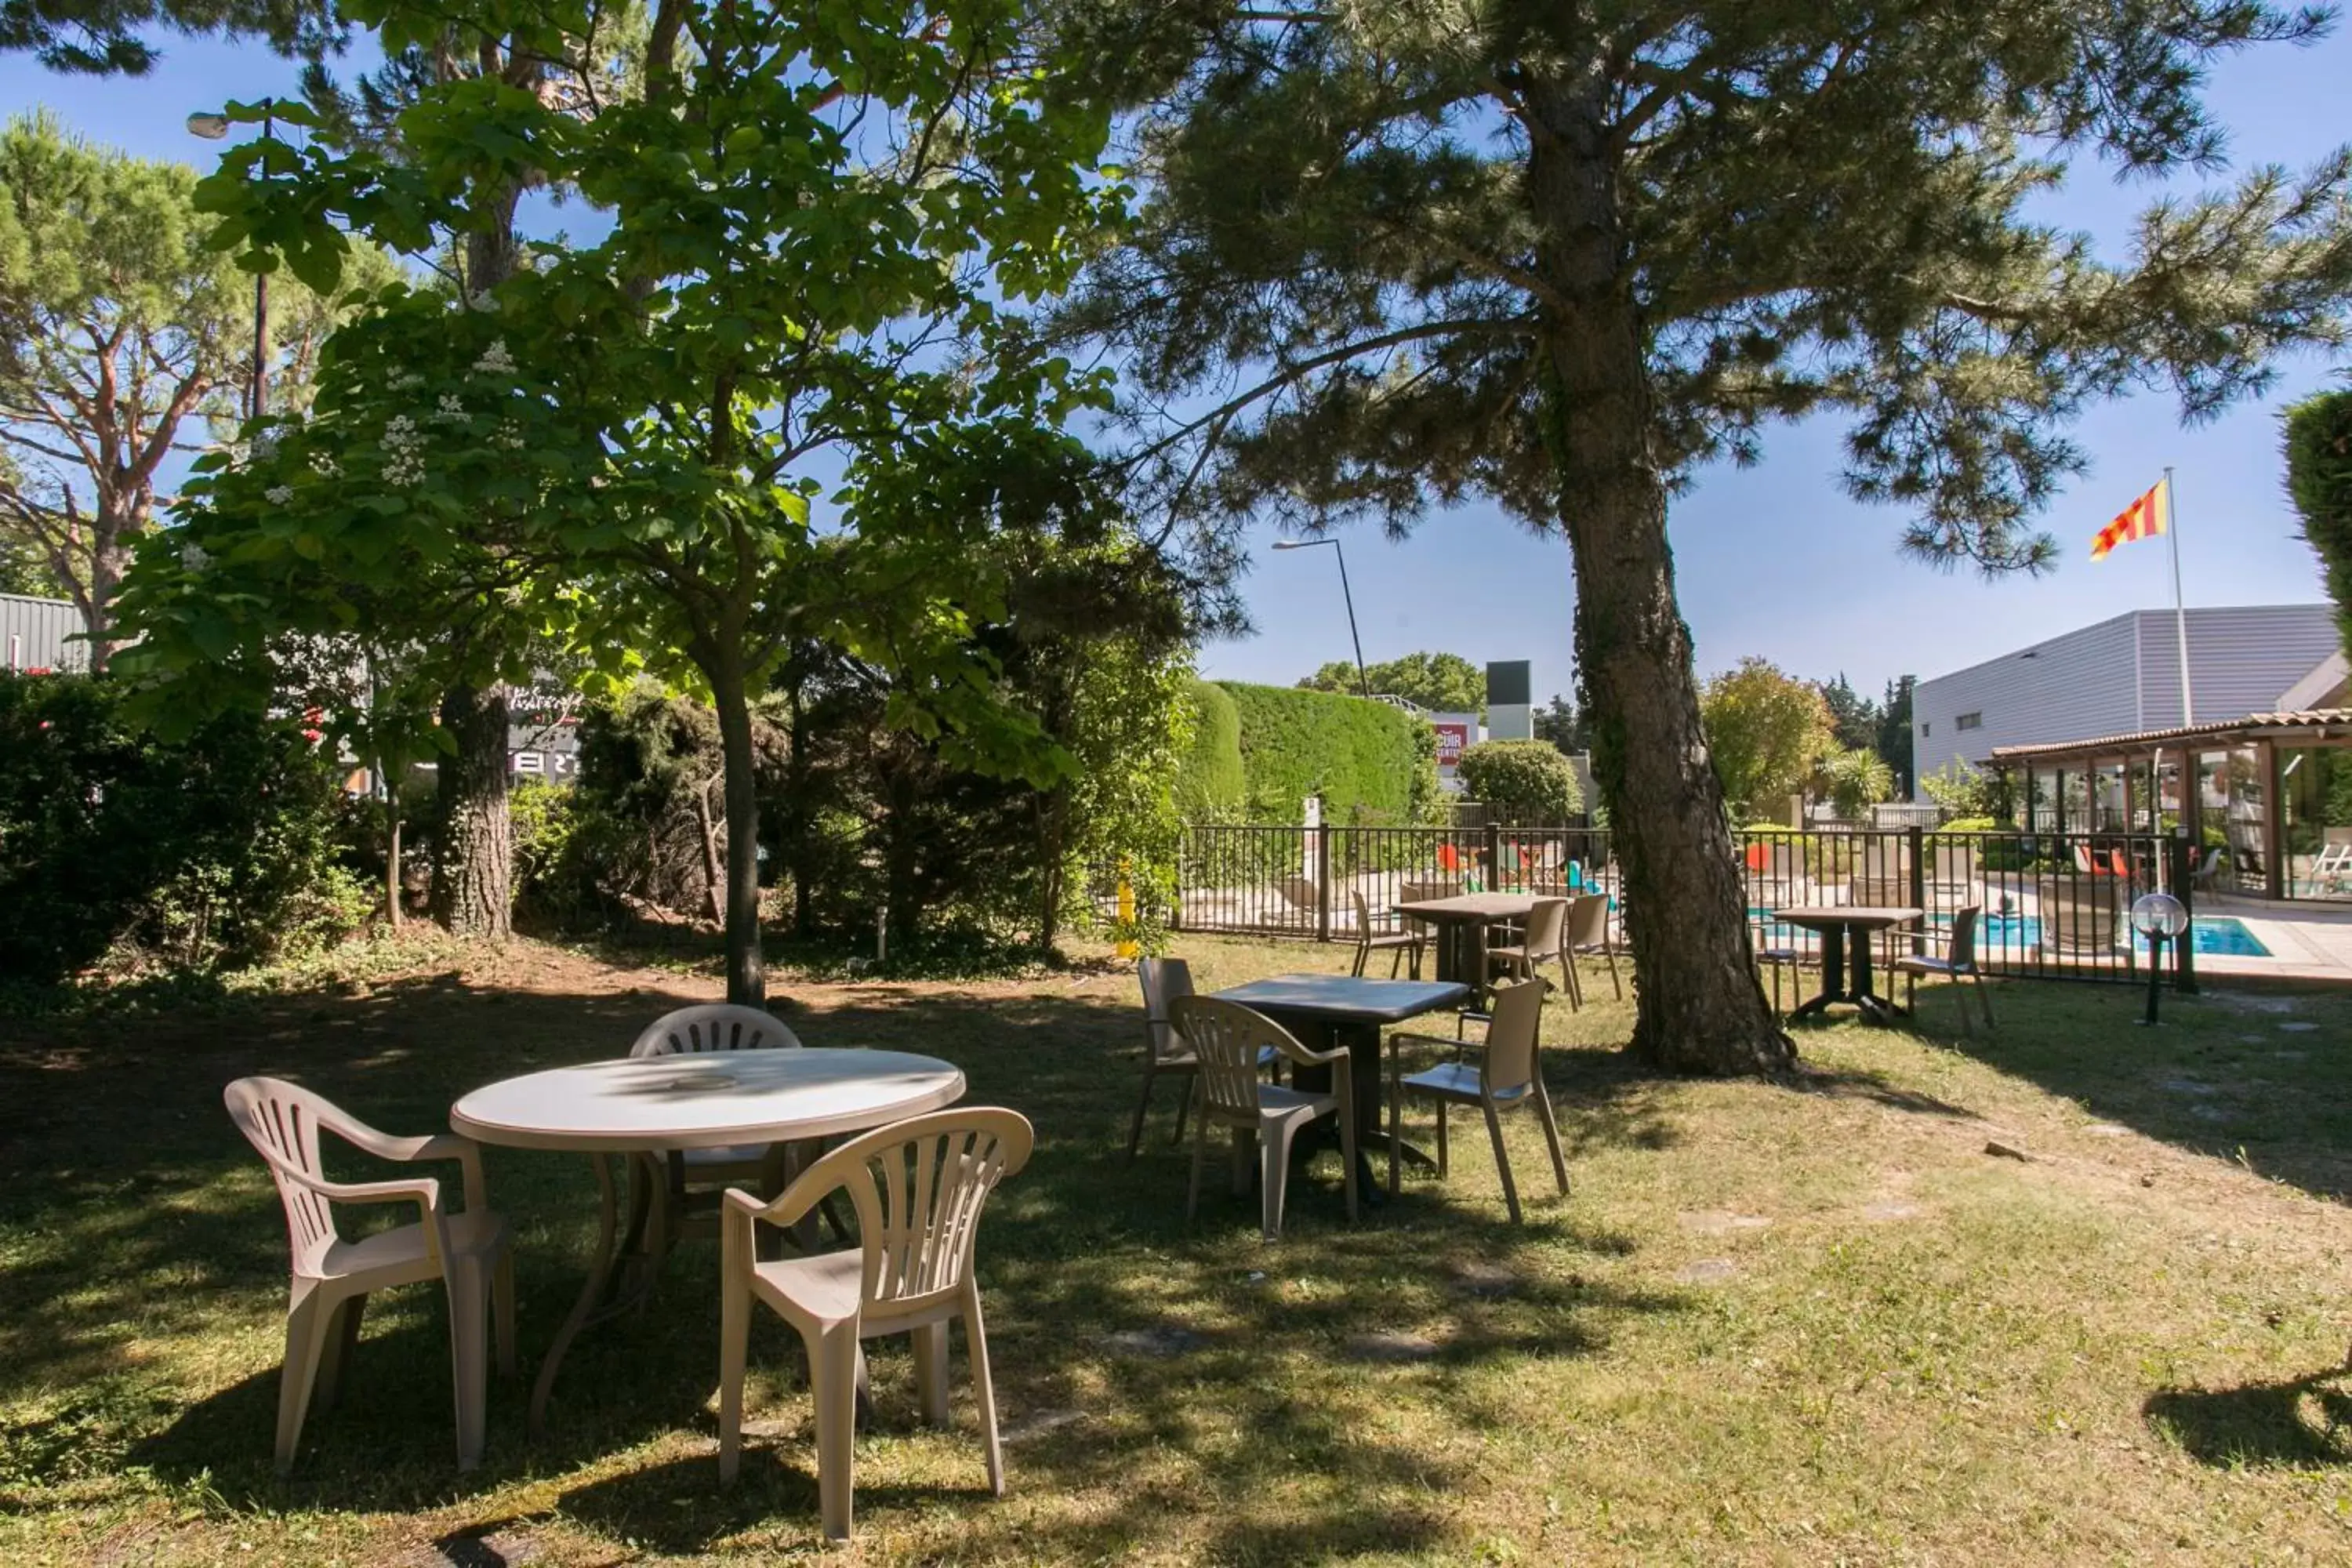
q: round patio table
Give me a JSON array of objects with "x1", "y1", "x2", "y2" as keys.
[{"x1": 452, "y1": 1047, "x2": 964, "y2": 1433}]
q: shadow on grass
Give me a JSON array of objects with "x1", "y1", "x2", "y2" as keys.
[
  {"x1": 2145, "y1": 1365, "x2": 2352, "y2": 1468},
  {"x1": 5, "y1": 953, "x2": 1688, "y2": 1548},
  {"x1": 1933, "y1": 978, "x2": 2352, "y2": 1203}
]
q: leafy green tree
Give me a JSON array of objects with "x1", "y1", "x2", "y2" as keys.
[
  {"x1": 1456, "y1": 738, "x2": 1582, "y2": 822},
  {"x1": 1919, "y1": 759, "x2": 2008, "y2": 820},
  {"x1": 1819, "y1": 745, "x2": 1895, "y2": 821},
  {"x1": 1066, "y1": 1, "x2": 2352, "y2": 1075},
  {"x1": 118, "y1": 0, "x2": 1123, "y2": 1004},
  {"x1": 1818, "y1": 674, "x2": 1881, "y2": 756},
  {"x1": 0, "y1": 112, "x2": 370, "y2": 669},
  {"x1": 0, "y1": 0, "x2": 328, "y2": 75},
  {"x1": 1700, "y1": 659, "x2": 1832, "y2": 823},
  {"x1": 2285, "y1": 385, "x2": 2352, "y2": 659},
  {"x1": 1533, "y1": 691, "x2": 1590, "y2": 756},
  {"x1": 1878, "y1": 677, "x2": 1918, "y2": 798},
  {"x1": 1301, "y1": 649, "x2": 1484, "y2": 714}
]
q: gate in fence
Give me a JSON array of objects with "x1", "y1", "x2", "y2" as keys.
[{"x1": 1174, "y1": 822, "x2": 2198, "y2": 990}]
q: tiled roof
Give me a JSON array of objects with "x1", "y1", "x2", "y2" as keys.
[{"x1": 1988, "y1": 709, "x2": 2352, "y2": 761}]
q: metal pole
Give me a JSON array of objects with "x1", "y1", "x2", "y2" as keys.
[
  {"x1": 1331, "y1": 540, "x2": 1370, "y2": 700},
  {"x1": 249, "y1": 100, "x2": 276, "y2": 423},
  {"x1": 2165, "y1": 467, "x2": 2191, "y2": 727}
]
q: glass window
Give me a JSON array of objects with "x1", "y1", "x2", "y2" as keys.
[{"x1": 1955, "y1": 713, "x2": 1982, "y2": 731}]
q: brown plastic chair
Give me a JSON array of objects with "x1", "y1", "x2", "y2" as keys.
[
  {"x1": 1486, "y1": 896, "x2": 1569, "y2": 998},
  {"x1": 1751, "y1": 913, "x2": 1805, "y2": 1013},
  {"x1": 1128, "y1": 958, "x2": 1279, "y2": 1159},
  {"x1": 223, "y1": 1076, "x2": 515, "y2": 1473},
  {"x1": 1349, "y1": 887, "x2": 1422, "y2": 978},
  {"x1": 1169, "y1": 996, "x2": 1358, "y2": 1241},
  {"x1": 1563, "y1": 893, "x2": 1623, "y2": 1005},
  {"x1": 1384, "y1": 977, "x2": 1566, "y2": 1222},
  {"x1": 717, "y1": 1108, "x2": 1035, "y2": 1540},
  {"x1": 1893, "y1": 906, "x2": 1995, "y2": 1035},
  {"x1": 631, "y1": 1004, "x2": 808, "y2": 1247}
]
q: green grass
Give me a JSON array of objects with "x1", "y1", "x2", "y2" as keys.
[{"x1": 4, "y1": 933, "x2": 2350, "y2": 1564}]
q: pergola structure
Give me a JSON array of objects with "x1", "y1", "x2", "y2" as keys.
[{"x1": 1987, "y1": 709, "x2": 2352, "y2": 902}]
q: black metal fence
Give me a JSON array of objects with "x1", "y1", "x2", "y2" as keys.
[{"x1": 1175, "y1": 822, "x2": 2201, "y2": 989}]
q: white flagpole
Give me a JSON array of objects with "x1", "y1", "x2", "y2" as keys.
[{"x1": 2165, "y1": 466, "x2": 2192, "y2": 727}]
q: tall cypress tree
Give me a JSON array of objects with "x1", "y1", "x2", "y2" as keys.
[{"x1": 1063, "y1": 1, "x2": 2352, "y2": 1074}]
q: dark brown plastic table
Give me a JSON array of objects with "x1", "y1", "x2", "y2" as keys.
[
  {"x1": 1773, "y1": 906, "x2": 1922, "y2": 1025},
  {"x1": 1213, "y1": 974, "x2": 1472, "y2": 1196},
  {"x1": 1392, "y1": 893, "x2": 1544, "y2": 985}
]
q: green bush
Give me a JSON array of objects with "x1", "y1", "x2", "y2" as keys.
[
  {"x1": 1456, "y1": 739, "x2": 1583, "y2": 822},
  {"x1": 1174, "y1": 678, "x2": 1245, "y2": 819},
  {"x1": 2285, "y1": 387, "x2": 2352, "y2": 659},
  {"x1": 0, "y1": 672, "x2": 366, "y2": 981},
  {"x1": 1217, "y1": 681, "x2": 1434, "y2": 822}
]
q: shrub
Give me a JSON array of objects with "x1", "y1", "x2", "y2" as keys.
[
  {"x1": 2285, "y1": 387, "x2": 2352, "y2": 659},
  {"x1": 1919, "y1": 760, "x2": 2007, "y2": 820},
  {"x1": 1174, "y1": 678, "x2": 1244, "y2": 819},
  {"x1": 1217, "y1": 681, "x2": 1434, "y2": 822},
  {"x1": 1456, "y1": 739, "x2": 1583, "y2": 822},
  {"x1": 0, "y1": 672, "x2": 363, "y2": 981}
]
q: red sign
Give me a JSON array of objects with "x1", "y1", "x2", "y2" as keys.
[{"x1": 1433, "y1": 720, "x2": 1471, "y2": 768}]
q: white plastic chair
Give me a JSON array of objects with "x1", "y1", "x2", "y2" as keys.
[
  {"x1": 1128, "y1": 958, "x2": 1279, "y2": 1159},
  {"x1": 717, "y1": 1108, "x2": 1035, "y2": 1540},
  {"x1": 223, "y1": 1076, "x2": 514, "y2": 1473},
  {"x1": 1169, "y1": 996, "x2": 1358, "y2": 1242},
  {"x1": 1383, "y1": 977, "x2": 1567, "y2": 1223},
  {"x1": 631, "y1": 1004, "x2": 808, "y2": 1246}
]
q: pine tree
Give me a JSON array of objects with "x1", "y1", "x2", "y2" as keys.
[{"x1": 1062, "y1": 1, "x2": 2352, "y2": 1073}]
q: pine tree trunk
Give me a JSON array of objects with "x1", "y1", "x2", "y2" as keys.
[
  {"x1": 1526, "y1": 65, "x2": 1795, "y2": 1077},
  {"x1": 432, "y1": 684, "x2": 514, "y2": 938},
  {"x1": 709, "y1": 653, "x2": 767, "y2": 1005}
]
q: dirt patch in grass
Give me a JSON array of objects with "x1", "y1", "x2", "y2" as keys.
[{"x1": 3, "y1": 934, "x2": 2350, "y2": 1563}]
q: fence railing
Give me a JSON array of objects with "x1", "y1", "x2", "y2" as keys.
[{"x1": 1174, "y1": 823, "x2": 2199, "y2": 989}]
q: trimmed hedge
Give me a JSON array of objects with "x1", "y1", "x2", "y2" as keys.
[
  {"x1": 1174, "y1": 678, "x2": 1245, "y2": 818},
  {"x1": 2285, "y1": 387, "x2": 2352, "y2": 659},
  {"x1": 1216, "y1": 681, "x2": 1432, "y2": 822}
]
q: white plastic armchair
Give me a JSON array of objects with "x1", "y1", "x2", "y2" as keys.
[
  {"x1": 1169, "y1": 996, "x2": 1358, "y2": 1241},
  {"x1": 223, "y1": 1077, "x2": 514, "y2": 1474},
  {"x1": 630, "y1": 1004, "x2": 808, "y2": 1247},
  {"x1": 717, "y1": 1108, "x2": 1036, "y2": 1541}
]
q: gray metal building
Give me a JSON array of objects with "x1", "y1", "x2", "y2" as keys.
[
  {"x1": 1911, "y1": 604, "x2": 2339, "y2": 793},
  {"x1": 1, "y1": 593, "x2": 88, "y2": 673}
]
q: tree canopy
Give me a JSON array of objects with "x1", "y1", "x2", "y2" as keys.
[
  {"x1": 2285, "y1": 385, "x2": 2352, "y2": 660},
  {"x1": 1061, "y1": 0, "x2": 2352, "y2": 1073},
  {"x1": 0, "y1": 0, "x2": 328, "y2": 75},
  {"x1": 0, "y1": 111, "x2": 378, "y2": 668},
  {"x1": 116, "y1": 0, "x2": 1127, "y2": 1003},
  {"x1": 1300, "y1": 649, "x2": 1483, "y2": 713},
  {"x1": 1700, "y1": 658, "x2": 1831, "y2": 823}
]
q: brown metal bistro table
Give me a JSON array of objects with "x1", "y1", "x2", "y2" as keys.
[
  {"x1": 1773, "y1": 906, "x2": 1923, "y2": 1025},
  {"x1": 1212, "y1": 975, "x2": 1472, "y2": 1200},
  {"x1": 1392, "y1": 893, "x2": 1544, "y2": 987}
]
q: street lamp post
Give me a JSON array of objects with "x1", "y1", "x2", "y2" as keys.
[
  {"x1": 1271, "y1": 537, "x2": 1370, "y2": 699},
  {"x1": 186, "y1": 100, "x2": 276, "y2": 423}
]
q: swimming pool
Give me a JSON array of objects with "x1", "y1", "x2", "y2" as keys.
[{"x1": 1749, "y1": 911, "x2": 2271, "y2": 958}]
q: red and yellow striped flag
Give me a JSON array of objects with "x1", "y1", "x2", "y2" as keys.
[{"x1": 2089, "y1": 478, "x2": 2170, "y2": 562}]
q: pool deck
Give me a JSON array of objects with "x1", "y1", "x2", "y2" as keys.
[{"x1": 2193, "y1": 895, "x2": 2352, "y2": 984}]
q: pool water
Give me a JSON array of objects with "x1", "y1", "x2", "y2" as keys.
[{"x1": 1750, "y1": 912, "x2": 2271, "y2": 958}]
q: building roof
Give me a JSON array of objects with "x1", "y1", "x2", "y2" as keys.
[{"x1": 1987, "y1": 708, "x2": 2352, "y2": 764}]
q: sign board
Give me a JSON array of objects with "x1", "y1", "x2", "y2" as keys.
[{"x1": 1432, "y1": 713, "x2": 1477, "y2": 793}]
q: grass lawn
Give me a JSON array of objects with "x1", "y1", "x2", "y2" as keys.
[{"x1": 3, "y1": 929, "x2": 2350, "y2": 1565}]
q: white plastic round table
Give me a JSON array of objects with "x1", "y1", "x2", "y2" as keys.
[{"x1": 452, "y1": 1048, "x2": 965, "y2": 1432}]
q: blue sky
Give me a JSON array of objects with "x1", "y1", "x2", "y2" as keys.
[{"x1": 6, "y1": 29, "x2": 2347, "y2": 705}]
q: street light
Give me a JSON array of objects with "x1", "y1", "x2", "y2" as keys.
[
  {"x1": 187, "y1": 100, "x2": 276, "y2": 423},
  {"x1": 2129, "y1": 892, "x2": 2189, "y2": 1025},
  {"x1": 1271, "y1": 537, "x2": 1370, "y2": 699}
]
